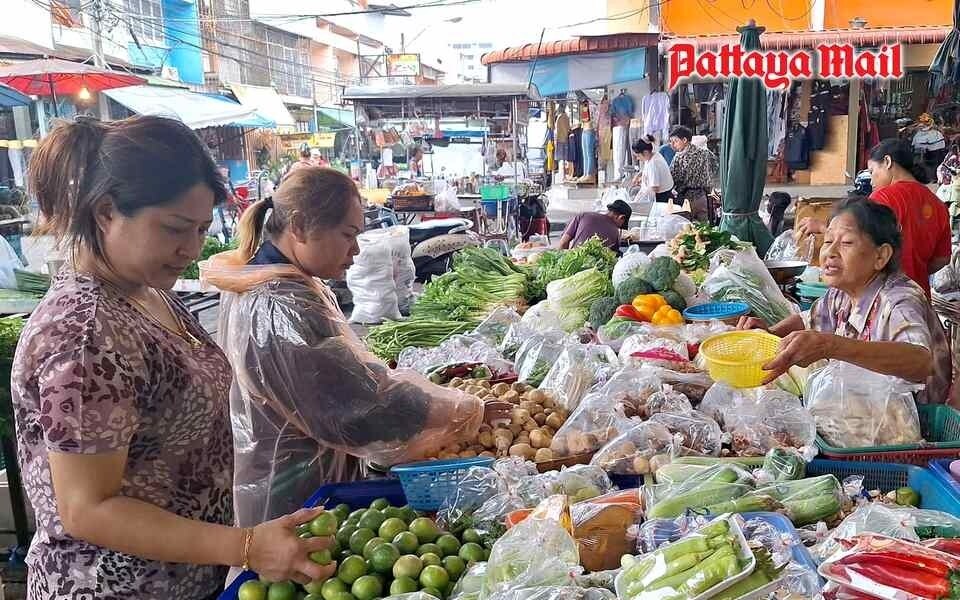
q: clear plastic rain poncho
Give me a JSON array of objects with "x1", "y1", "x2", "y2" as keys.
[{"x1": 202, "y1": 251, "x2": 483, "y2": 526}]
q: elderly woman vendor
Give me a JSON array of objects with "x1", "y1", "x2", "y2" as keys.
[{"x1": 740, "y1": 197, "x2": 951, "y2": 404}]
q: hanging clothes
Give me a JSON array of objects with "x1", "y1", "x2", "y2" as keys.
[
  {"x1": 612, "y1": 125, "x2": 630, "y2": 180},
  {"x1": 766, "y1": 90, "x2": 789, "y2": 159},
  {"x1": 598, "y1": 95, "x2": 612, "y2": 166},
  {"x1": 640, "y1": 92, "x2": 670, "y2": 140},
  {"x1": 785, "y1": 125, "x2": 810, "y2": 170},
  {"x1": 570, "y1": 127, "x2": 583, "y2": 178}
]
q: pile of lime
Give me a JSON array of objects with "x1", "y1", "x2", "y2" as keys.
[{"x1": 238, "y1": 498, "x2": 490, "y2": 600}]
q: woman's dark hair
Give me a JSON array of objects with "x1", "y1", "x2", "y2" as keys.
[
  {"x1": 868, "y1": 138, "x2": 929, "y2": 184},
  {"x1": 632, "y1": 137, "x2": 654, "y2": 154},
  {"x1": 237, "y1": 166, "x2": 360, "y2": 261},
  {"x1": 29, "y1": 115, "x2": 227, "y2": 260},
  {"x1": 670, "y1": 125, "x2": 693, "y2": 142},
  {"x1": 833, "y1": 194, "x2": 902, "y2": 273}
]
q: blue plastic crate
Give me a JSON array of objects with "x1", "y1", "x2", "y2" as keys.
[
  {"x1": 741, "y1": 512, "x2": 821, "y2": 582},
  {"x1": 683, "y1": 301, "x2": 750, "y2": 322},
  {"x1": 929, "y1": 459, "x2": 960, "y2": 498},
  {"x1": 221, "y1": 479, "x2": 410, "y2": 599},
  {"x1": 392, "y1": 456, "x2": 495, "y2": 511},
  {"x1": 806, "y1": 459, "x2": 960, "y2": 516}
]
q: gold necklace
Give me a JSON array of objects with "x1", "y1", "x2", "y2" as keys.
[{"x1": 127, "y1": 289, "x2": 205, "y2": 350}]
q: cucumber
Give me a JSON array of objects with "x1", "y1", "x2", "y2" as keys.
[
  {"x1": 784, "y1": 494, "x2": 842, "y2": 526},
  {"x1": 647, "y1": 483, "x2": 748, "y2": 519}
]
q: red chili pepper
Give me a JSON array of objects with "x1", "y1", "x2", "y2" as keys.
[
  {"x1": 614, "y1": 304, "x2": 643, "y2": 321},
  {"x1": 926, "y1": 538, "x2": 960, "y2": 557},
  {"x1": 843, "y1": 561, "x2": 949, "y2": 600},
  {"x1": 836, "y1": 550, "x2": 950, "y2": 577}
]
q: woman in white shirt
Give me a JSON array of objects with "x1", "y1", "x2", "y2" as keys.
[{"x1": 632, "y1": 136, "x2": 675, "y2": 202}]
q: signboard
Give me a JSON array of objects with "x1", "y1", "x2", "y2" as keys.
[
  {"x1": 312, "y1": 132, "x2": 336, "y2": 148},
  {"x1": 386, "y1": 54, "x2": 422, "y2": 77}
]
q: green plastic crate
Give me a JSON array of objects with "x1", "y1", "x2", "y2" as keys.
[
  {"x1": 480, "y1": 183, "x2": 512, "y2": 200},
  {"x1": 816, "y1": 404, "x2": 960, "y2": 465}
]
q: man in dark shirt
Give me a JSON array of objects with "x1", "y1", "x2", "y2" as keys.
[{"x1": 559, "y1": 199, "x2": 631, "y2": 251}]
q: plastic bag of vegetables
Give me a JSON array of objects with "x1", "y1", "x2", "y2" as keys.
[
  {"x1": 545, "y1": 268, "x2": 615, "y2": 332},
  {"x1": 596, "y1": 318, "x2": 650, "y2": 353},
  {"x1": 644, "y1": 463, "x2": 757, "y2": 519},
  {"x1": 514, "y1": 332, "x2": 567, "y2": 387},
  {"x1": 588, "y1": 421, "x2": 676, "y2": 475},
  {"x1": 550, "y1": 369, "x2": 661, "y2": 458},
  {"x1": 473, "y1": 306, "x2": 522, "y2": 347},
  {"x1": 539, "y1": 342, "x2": 620, "y2": 412},
  {"x1": 744, "y1": 474, "x2": 843, "y2": 526},
  {"x1": 612, "y1": 246, "x2": 651, "y2": 288},
  {"x1": 703, "y1": 247, "x2": 796, "y2": 326},
  {"x1": 649, "y1": 410, "x2": 723, "y2": 457},
  {"x1": 499, "y1": 323, "x2": 534, "y2": 360},
  {"x1": 520, "y1": 301, "x2": 566, "y2": 334}
]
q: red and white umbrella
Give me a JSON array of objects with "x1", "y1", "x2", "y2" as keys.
[{"x1": 0, "y1": 58, "x2": 146, "y2": 115}]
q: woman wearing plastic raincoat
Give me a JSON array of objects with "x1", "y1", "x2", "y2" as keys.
[{"x1": 202, "y1": 167, "x2": 483, "y2": 527}]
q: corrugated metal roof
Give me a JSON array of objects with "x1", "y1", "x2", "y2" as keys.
[
  {"x1": 481, "y1": 33, "x2": 660, "y2": 65},
  {"x1": 664, "y1": 26, "x2": 952, "y2": 51},
  {"x1": 343, "y1": 83, "x2": 539, "y2": 100}
]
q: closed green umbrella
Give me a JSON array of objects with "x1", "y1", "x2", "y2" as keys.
[
  {"x1": 929, "y1": 0, "x2": 960, "y2": 88},
  {"x1": 720, "y1": 20, "x2": 774, "y2": 256}
]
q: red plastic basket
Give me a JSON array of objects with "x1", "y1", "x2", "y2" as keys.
[{"x1": 817, "y1": 446, "x2": 960, "y2": 467}]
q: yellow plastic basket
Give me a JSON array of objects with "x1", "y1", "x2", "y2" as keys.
[{"x1": 699, "y1": 330, "x2": 782, "y2": 388}]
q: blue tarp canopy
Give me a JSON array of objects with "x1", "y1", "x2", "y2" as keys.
[
  {"x1": 104, "y1": 85, "x2": 275, "y2": 129},
  {"x1": 0, "y1": 83, "x2": 30, "y2": 108}
]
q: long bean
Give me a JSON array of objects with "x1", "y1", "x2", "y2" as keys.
[{"x1": 366, "y1": 319, "x2": 474, "y2": 361}]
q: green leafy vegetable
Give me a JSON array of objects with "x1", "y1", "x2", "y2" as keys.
[
  {"x1": 366, "y1": 318, "x2": 473, "y2": 361},
  {"x1": 546, "y1": 268, "x2": 615, "y2": 332},
  {"x1": 616, "y1": 276, "x2": 655, "y2": 304},
  {"x1": 0, "y1": 317, "x2": 25, "y2": 438},
  {"x1": 660, "y1": 290, "x2": 687, "y2": 311},
  {"x1": 588, "y1": 296, "x2": 619, "y2": 328},
  {"x1": 529, "y1": 236, "x2": 617, "y2": 302},
  {"x1": 667, "y1": 223, "x2": 741, "y2": 272}
]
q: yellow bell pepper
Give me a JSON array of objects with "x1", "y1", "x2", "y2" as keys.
[
  {"x1": 651, "y1": 305, "x2": 684, "y2": 326},
  {"x1": 632, "y1": 294, "x2": 666, "y2": 321}
]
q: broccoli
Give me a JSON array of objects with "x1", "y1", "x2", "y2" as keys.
[
  {"x1": 588, "y1": 296, "x2": 619, "y2": 328},
  {"x1": 661, "y1": 290, "x2": 687, "y2": 312},
  {"x1": 615, "y1": 276, "x2": 655, "y2": 304},
  {"x1": 640, "y1": 256, "x2": 682, "y2": 292}
]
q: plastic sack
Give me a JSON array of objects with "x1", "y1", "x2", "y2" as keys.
[
  {"x1": 765, "y1": 230, "x2": 816, "y2": 262},
  {"x1": 570, "y1": 500, "x2": 642, "y2": 572},
  {"x1": 805, "y1": 361, "x2": 923, "y2": 448},
  {"x1": 473, "y1": 307, "x2": 522, "y2": 348},
  {"x1": 550, "y1": 369, "x2": 661, "y2": 458},
  {"x1": 638, "y1": 365, "x2": 714, "y2": 404},
  {"x1": 346, "y1": 238, "x2": 402, "y2": 323},
  {"x1": 514, "y1": 332, "x2": 567, "y2": 387},
  {"x1": 450, "y1": 562, "x2": 486, "y2": 600},
  {"x1": 642, "y1": 388, "x2": 693, "y2": 419},
  {"x1": 704, "y1": 247, "x2": 796, "y2": 326},
  {"x1": 649, "y1": 410, "x2": 722, "y2": 457},
  {"x1": 589, "y1": 421, "x2": 675, "y2": 475},
  {"x1": 618, "y1": 327, "x2": 689, "y2": 366},
  {"x1": 740, "y1": 518, "x2": 822, "y2": 597},
  {"x1": 433, "y1": 179, "x2": 461, "y2": 213},
  {"x1": 499, "y1": 322, "x2": 533, "y2": 361},
  {"x1": 0, "y1": 236, "x2": 22, "y2": 290},
  {"x1": 436, "y1": 465, "x2": 508, "y2": 531},
  {"x1": 643, "y1": 463, "x2": 755, "y2": 519},
  {"x1": 397, "y1": 335, "x2": 511, "y2": 378},
  {"x1": 519, "y1": 301, "x2": 566, "y2": 335},
  {"x1": 657, "y1": 214, "x2": 693, "y2": 241},
  {"x1": 612, "y1": 246, "x2": 651, "y2": 288},
  {"x1": 701, "y1": 383, "x2": 815, "y2": 456},
  {"x1": 596, "y1": 319, "x2": 651, "y2": 354},
  {"x1": 635, "y1": 514, "x2": 707, "y2": 553},
  {"x1": 202, "y1": 250, "x2": 483, "y2": 526},
  {"x1": 744, "y1": 474, "x2": 842, "y2": 526},
  {"x1": 539, "y1": 342, "x2": 620, "y2": 412}
]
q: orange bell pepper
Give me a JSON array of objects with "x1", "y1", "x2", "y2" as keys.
[
  {"x1": 632, "y1": 294, "x2": 667, "y2": 321},
  {"x1": 651, "y1": 305, "x2": 684, "y2": 326}
]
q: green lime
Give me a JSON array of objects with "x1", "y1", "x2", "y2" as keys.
[
  {"x1": 409, "y1": 517, "x2": 441, "y2": 544},
  {"x1": 337, "y1": 555, "x2": 368, "y2": 585},
  {"x1": 336, "y1": 526, "x2": 357, "y2": 549},
  {"x1": 382, "y1": 505, "x2": 405, "y2": 520},
  {"x1": 267, "y1": 581, "x2": 297, "y2": 600},
  {"x1": 393, "y1": 554, "x2": 424, "y2": 579},
  {"x1": 393, "y1": 531, "x2": 420, "y2": 555},
  {"x1": 461, "y1": 529, "x2": 482, "y2": 544},
  {"x1": 896, "y1": 486, "x2": 921, "y2": 507},
  {"x1": 349, "y1": 509, "x2": 366, "y2": 521},
  {"x1": 443, "y1": 556, "x2": 466, "y2": 581},
  {"x1": 420, "y1": 565, "x2": 450, "y2": 591},
  {"x1": 348, "y1": 529, "x2": 376, "y2": 556},
  {"x1": 370, "y1": 498, "x2": 390, "y2": 511},
  {"x1": 330, "y1": 593, "x2": 355, "y2": 600},
  {"x1": 421, "y1": 587, "x2": 443, "y2": 600},
  {"x1": 361, "y1": 537, "x2": 386, "y2": 560},
  {"x1": 304, "y1": 580, "x2": 325, "y2": 595},
  {"x1": 418, "y1": 543, "x2": 442, "y2": 557},
  {"x1": 350, "y1": 575, "x2": 382, "y2": 600},
  {"x1": 369, "y1": 543, "x2": 400, "y2": 574},
  {"x1": 321, "y1": 578, "x2": 348, "y2": 600},
  {"x1": 358, "y1": 509, "x2": 386, "y2": 532},
  {"x1": 310, "y1": 512, "x2": 340, "y2": 537},
  {"x1": 238, "y1": 580, "x2": 268, "y2": 600},
  {"x1": 400, "y1": 506, "x2": 418, "y2": 524},
  {"x1": 332, "y1": 504, "x2": 351, "y2": 522},
  {"x1": 458, "y1": 543, "x2": 485, "y2": 564},
  {"x1": 378, "y1": 517, "x2": 408, "y2": 541},
  {"x1": 390, "y1": 576, "x2": 419, "y2": 596},
  {"x1": 435, "y1": 534, "x2": 461, "y2": 557},
  {"x1": 310, "y1": 550, "x2": 332, "y2": 565},
  {"x1": 420, "y1": 552, "x2": 442, "y2": 568},
  {"x1": 296, "y1": 523, "x2": 312, "y2": 537}
]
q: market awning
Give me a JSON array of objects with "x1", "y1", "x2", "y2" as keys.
[
  {"x1": 103, "y1": 85, "x2": 267, "y2": 130},
  {"x1": 342, "y1": 83, "x2": 537, "y2": 100},
  {"x1": 481, "y1": 33, "x2": 659, "y2": 65},
  {"x1": 665, "y1": 25, "x2": 951, "y2": 51},
  {"x1": 229, "y1": 83, "x2": 296, "y2": 133},
  {"x1": 317, "y1": 106, "x2": 354, "y2": 129},
  {"x1": 488, "y1": 48, "x2": 648, "y2": 96}
]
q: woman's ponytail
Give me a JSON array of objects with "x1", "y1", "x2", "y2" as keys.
[{"x1": 236, "y1": 198, "x2": 273, "y2": 262}]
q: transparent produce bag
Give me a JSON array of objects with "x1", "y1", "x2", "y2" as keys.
[
  {"x1": 612, "y1": 246, "x2": 651, "y2": 288},
  {"x1": 764, "y1": 229, "x2": 816, "y2": 262},
  {"x1": 588, "y1": 421, "x2": 676, "y2": 476},
  {"x1": 550, "y1": 369, "x2": 661, "y2": 458},
  {"x1": 515, "y1": 332, "x2": 567, "y2": 387},
  {"x1": 704, "y1": 247, "x2": 796, "y2": 326},
  {"x1": 570, "y1": 500, "x2": 643, "y2": 572},
  {"x1": 805, "y1": 361, "x2": 923, "y2": 448},
  {"x1": 500, "y1": 322, "x2": 534, "y2": 361},
  {"x1": 549, "y1": 464, "x2": 614, "y2": 502},
  {"x1": 648, "y1": 410, "x2": 722, "y2": 457},
  {"x1": 745, "y1": 474, "x2": 843, "y2": 526},
  {"x1": 436, "y1": 465, "x2": 507, "y2": 531},
  {"x1": 596, "y1": 319, "x2": 650, "y2": 354},
  {"x1": 473, "y1": 306, "x2": 522, "y2": 348},
  {"x1": 635, "y1": 515, "x2": 708, "y2": 553},
  {"x1": 346, "y1": 240, "x2": 402, "y2": 323},
  {"x1": 640, "y1": 388, "x2": 693, "y2": 419},
  {"x1": 539, "y1": 342, "x2": 620, "y2": 412},
  {"x1": 202, "y1": 251, "x2": 483, "y2": 526},
  {"x1": 618, "y1": 326, "x2": 689, "y2": 366},
  {"x1": 637, "y1": 366, "x2": 714, "y2": 405},
  {"x1": 643, "y1": 463, "x2": 755, "y2": 519}
]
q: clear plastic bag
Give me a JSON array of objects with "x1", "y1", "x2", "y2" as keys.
[
  {"x1": 638, "y1": 365, "x2": 714, "y2": 405},
  {"x1": 346, "y1": 240, "x2": 402, "y2": 323},
  {"x1": 805, "y1": 361, "x2": 923, "y2": 448},
  {"x1": 500, "y1": 323, "x2": 533, "y2": 361},
  {"x1": 612, "y1": 246, "x2": 651, "y2": 288},
  {"x1": 701, "y1": 383, "x2": 815, "y2": 456},
  {"x1": 649, "y1": 410, "x2": 722, "y2": 457},
  {"x1": 641, "y1": 388, "x2": 693, "y2": 419},
  {"x1": 635, "y1": 515, "x2": 707, "y2": 553},
  {"x1": 436, "y1": 465, "x2": 507, "y2": 531},
  {"x1": 550, "y1": 369, "x2": 661, "y2": 458},
  {"x1": 450, "y1": 562, "x2": 487, "y2": 600},
  {"x1": 746, "y1": 474, "x2": 842, "y2": 526},
  {"x1": 618, "y1": 328, "x2": 690, "y2": 368},
  {"x1": 549, "y1": 464, "x2": 614, "y2": 501},
  {"x1": 589, "y1": 421, "x2": 676, "y2": 475},
  {"x1": 596, "y1": 319, "x2": 651, "y2": 354},
  {"x1": 520, "y1": 301, "x2": 566, "y2": 335},
  {"x1": 397, "y1": 335, "x2": 512, "y2": 378},
  {"x1": 764, "y1": 230, "x2": 816, "y2": 262},
  {"x1": 488, "y1": 587, "x2": 616, "y2": 600},
  {"x1": 514, "y1": 332, "x2": 567, "y2": 387},
  {"x1": 539, "y1": 342, "x2": 620, "y2": 412},
  {"x1": 473, "y1": 307, "x2": 522, "y2": 348},
  {"x1": 704, "y1": 247, "x2": 797, "y2": 326},
  {"x1": 644, "y1": 463, "x2": 755, "y2": 519},
  {"x1": 570, "y1": 500, "x2": 642, "y2": 572}
]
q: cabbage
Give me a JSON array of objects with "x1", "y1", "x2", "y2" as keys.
[{"x1": 545, "y1": 269, "x2": 614, "y2": 332}]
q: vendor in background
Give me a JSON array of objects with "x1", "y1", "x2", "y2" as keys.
[
  {"x1": 202, "y1": 167, "x2": 483, "y2": 527},
  {"x1": 797, "y1": 139, "x2": 951, "y2": 296},
  {"x1": 558, "y1": 199, "x2": 631, "y2": 252},
  {"x1": 409, "y1": 145, "x2": 424, "y2": 177},
  {"x1": 668, "y1": 125, "x2": 718, "y2": 222},
  {"x1": 518, "y1": 195, "x2": 548, "y2": 241},
  {"x1": 286, "y1": 143, "x2": 314, "y2": 178},
  {"x1": 13, "y1": 116, "x2": 333, "y2": 598},
  {"x1": 938, "y1": 142, "x2": 960, "y2": 185},
  {"x1": 740, "y1": 197, "x2": 950, "y2": 404},
  {"x1": 630, "y1": 135, "x2": 675, "y2": 203},
  {"x1": 494, "y1": 148, "x2": 528, "y2": 180}
]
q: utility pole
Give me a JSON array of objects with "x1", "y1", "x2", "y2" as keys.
[{"x1": 89, "y1": 0, "x2": 106, "y2": 68}]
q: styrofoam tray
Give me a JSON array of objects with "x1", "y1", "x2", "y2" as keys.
[{"x1": 614, "y1": 514, "x2": 756, "y2": 600}]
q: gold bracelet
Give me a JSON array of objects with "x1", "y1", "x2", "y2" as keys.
[{"x1": 241, "y1": 527, "x2": 255, "y2": 571}]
